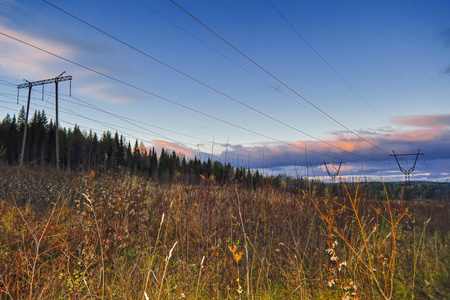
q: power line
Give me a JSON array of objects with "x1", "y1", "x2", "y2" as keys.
[
  {"x1": 0, "y1": 74, "x2": 332, "y2": 169},
  {"x1": 3, "y1": 89, "x2": 285, "y2": 166},
  {"x1": 3, "y1": 52, "x2": 222, "y2": 145},
  {"x1": 265, "y1": 0, "x2": 401, "y2": 136},
  {"x1": 135, "y1": 0, "x2": 329, "y2": 123},
  {"x1": 11, "y1": 94, "x2": 303, "y2": 168},
  {"x1": 59, "y1": 95, "x2": 318, "y2": 167},
  {"x1": 41, "y1": 0, "x2": 367, "y2": 159},
  {"x1": 0, "y1": 29, "x2": 352, "y2": 162},
  {"x1": 57, "y1": 92, "x2": 301, "y2": 165},
  {"x1": 169, "y1": 0, "x2": 390, "y2": 155},
  {"x1": 67, "y1": 95, "x2": 214, "y2": 144},
  {"x1": 0, "y1": 79, "x2": 16, "y2": 86}
]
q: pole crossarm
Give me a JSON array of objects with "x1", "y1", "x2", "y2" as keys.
[
  {"x1": 390, "y1": 150, "x2": 424, "y2": 176},
  {"x1": 16, "y1": 72, "x2": 72, "y2": 169},
  {"x1": 323, "y1": 159, "x2": 344, "y2": 179},
  {"x1": 17, "y1": 75, "x2": 72, "y2": 89},
  {"x1": 390, "y1": 149, "x2": 424, "y2": 201}
]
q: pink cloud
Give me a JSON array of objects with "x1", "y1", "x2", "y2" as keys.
[
  {"x1": 383, "y1": 128, "x2": 445, "y2": 142},
  {"x1": 392, "y1": 114, "x2": 450, "y2": 129},
  {"x1": 327, "y1": 137, "x2": 373, "y2": 152},
  {"x1": 151, "y1": 140, "x2": 195, "y2": 158}
]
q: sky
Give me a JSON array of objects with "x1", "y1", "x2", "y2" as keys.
[{"x1": 0, "y1": 0, "x2": 449, "y2": 182}]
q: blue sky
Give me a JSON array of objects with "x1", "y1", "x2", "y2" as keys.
[{"x1": 0, "y1": 0, "x2": 449, "y2": 181}]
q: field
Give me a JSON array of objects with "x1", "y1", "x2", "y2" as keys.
[{"x1": 0, "y1": 164, "x2": 449, "y2": 299}]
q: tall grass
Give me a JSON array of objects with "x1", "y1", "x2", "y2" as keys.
[{"x1": 0, "y1": 165, "x2": 448, "y2": 299}]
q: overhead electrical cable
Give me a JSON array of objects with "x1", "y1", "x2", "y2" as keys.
[
  {"x1": 61, "y1": 93, "x2": 298, "y2": 164},
  {"x1": 59, "y1": 94, "x2": 313, "y2": 166},
  {"x1": 12, "y1": 93, "x2": 296, "y2": 167},
  {"x1": 135, "y1": 0, "x2": 329, "y2": 122},
  {"x1": 2, "y1": 88, "x2": 305, "y2": 166},
  {"x1": 169, "y1": 0, "x2": 390, "y2": 155},
  {"x1": 265, "y1": 0, "x2": 402, "y2": 136},
  {"x1": 60, "y1": 106, "x2": 188, "y2": 146},
  {"x1": 0, "y1": 30, "x2": 345, "y2": 162},
  {"x1": 0, "y1": 79, "x2": 16, "y2": 86},
  {"x1": 41, "y1": 0, "x2": 367, "y2": 159},
  {"x1": 67, "y1": 95, "x2": 214, "y2": 144}
]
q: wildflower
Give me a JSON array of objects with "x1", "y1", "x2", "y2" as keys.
[
  {"x1": 339, "y1": 261, "x2": 347, "y2": 271},
  {"x1": 327, "y1": 279, "x2": 336, "y2": 287},
  {"x1": 228, "y1": 244, "x2": 243, "y2": 263},
  {"x1": 236, "y1": 278, "x2": 243, "y2": 294},
  {"x1": 330, "y1": 254, "x2": 339, "y2": 261}
]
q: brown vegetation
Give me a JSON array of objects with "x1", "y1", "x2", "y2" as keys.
[{"x1": 0, "y1": 164, "x2": 448, "y2": 299}]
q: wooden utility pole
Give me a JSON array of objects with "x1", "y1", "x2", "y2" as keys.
[
  {"x1": 17, "y1": 72, "x2": 72, "y2": 169},
  {"x1": 18, "y1": 85, "x2": 32, "y2": 166}
]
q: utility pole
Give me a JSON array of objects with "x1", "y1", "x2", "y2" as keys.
[
  {"x1": 323, "y1": 159, "x2": 344, "y2": 196},
  {"x1": 17, "y1": 85, "x2": 32, "y2": 166},
  {"x1": 323, "y1": 159, "x2": 344, "y2": 184},
  {"x1": 390, "y1": 149, "x2": 423, "y2": 201},
  {"x1": 17, "y1": 72, "x2": 72, "y2": 169}
]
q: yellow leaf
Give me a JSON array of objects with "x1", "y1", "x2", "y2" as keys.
[{"x1": 233, "y1": 251, "x2": 243, "y2": 263}]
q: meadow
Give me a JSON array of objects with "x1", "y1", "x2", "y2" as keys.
[{"x1": 0, "y1": 164, "x2": 448, "y2": 299}]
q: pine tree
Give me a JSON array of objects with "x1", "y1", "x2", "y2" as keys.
[
  {"x1": 17, "y1": 106, "x2": 26, "y2": 133},
  {"x1": 132, "y1": 140, "x2": 140, "y2": 174},
  {"x1": 125, "y1": 141, "x2": 132, "y2": 169}
]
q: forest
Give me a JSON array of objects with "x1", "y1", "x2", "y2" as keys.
[{"x1": 0, "y1": 107, "x2": 277, "y2": 187}]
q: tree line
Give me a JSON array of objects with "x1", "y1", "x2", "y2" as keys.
[{"x1": 0, "y1": 107, "x2": 294, "y2": 188}]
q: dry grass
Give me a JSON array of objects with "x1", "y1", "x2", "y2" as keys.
[{"x1": 0, "y1": 164, "x2": 449, "y2": 299}]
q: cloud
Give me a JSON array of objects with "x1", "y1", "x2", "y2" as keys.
[
  {"x1": 144, "y1": 118, "x2": 450, "y2": 182},
  {"x1": 441, "y1": 65, "x2": 450, "y2": 75},
  {"x1": 151, "y1": 140, "x2": 195, "y2": 158},
  {"x1": 0, "y1": 0, "x2": 17, "y2": 12},
  {"x1": 210, "y1": 115, "x2": 450, "y2": 181},
  {"x1": 437, "y1": 28, "x2": 450, "y2": 75},
  {"x1": 0, "y1": 20, "x2": 128, "y2": 90},
  {"x1": 0, "y1": 23, "x2": 77, "y2": 80},
  {"x1": 392, "y1": 113, "x2": 450, "y2": 128},
  {"x1": 51, "y1": 33, "x2": 118, "y2": 57},
  {"x1": 438, "y1": 27, "x2": 450, "y2": 49},
  {"x1": 76, "y1": 83, "x2": 139, "y2": 104}
]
